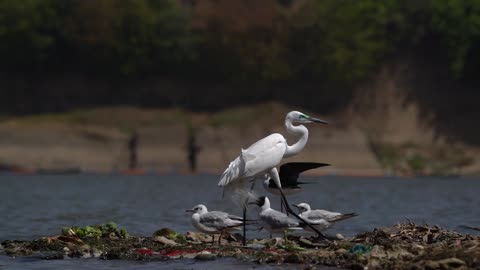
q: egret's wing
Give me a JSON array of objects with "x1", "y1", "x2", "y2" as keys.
[
  {"x1": 278, "y1": 162, "x2": 330, "y2": 186},
  {"x1": 242, "y1": 133, "x2": 287, "y2": 178},
  {"x1": 261, "y1": 209, "x2": 300, "y2": 230},
  {"x1": 218, "y1": 133, "x2": 286, "y2": 186},
  {"x1": 218, "y1": 155, "x2": 245, "y2": 187}
]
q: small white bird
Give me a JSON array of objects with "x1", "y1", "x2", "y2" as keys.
[
  {"x1": 218, "y1": 111, "x2": 328, "y2": 241},
  {"x1": 249, "y1": 196, "x2": 302, "y2": 237},
  {"x1": 292, "y1": 203, "x2": 357, "y2": 233},
  {"x1": 186, "y1": 204, "x2": 246, "y2": 244}
]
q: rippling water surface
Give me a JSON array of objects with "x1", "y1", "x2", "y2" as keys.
[{"x1": 1, "y1": 174, "x2": 479, "y2": 269}]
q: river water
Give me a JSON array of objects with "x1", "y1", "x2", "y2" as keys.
[{"x1": 0, "y1": 174, "x2": 479, "y2": 269}]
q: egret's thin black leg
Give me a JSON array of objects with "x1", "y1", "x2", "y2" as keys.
[
  {"x1": 242, "y1": 180, "x2": 257, "y2": 246},
  {"x1": 281, "y1": 196, "x2": 289, "y2": 216},
  {"x1": 278, "y1": 187, "x2": 328, "y2": 240},
  {"x1": 242, "y1": 204, "x2": 247, "y2": 246}
]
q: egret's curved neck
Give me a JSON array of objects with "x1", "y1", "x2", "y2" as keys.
[{"x1": 284, "y1": 118, "x2": 309, "y2": 158}]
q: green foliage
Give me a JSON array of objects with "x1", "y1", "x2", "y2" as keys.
[
  {"x1": 289, "y1": 0, "x2": 395, "y2": 82},
  {"x1": 0, "y1": 0, "x2": 59, "y2": 69},
  {"x1": 62, "y1": 222, "x2": 128, "y2": 239},
  {"x1": 368, "y1": 140, "x2": 400, "y2": 170},
  {"x1": 407, "y1": 154, "x2": 426, "y2": 172},
  {"x1": 152, "y1": 228, "x2": 186, "y2": 243},
  {"x1": 0, "y1": 0, "x2": 195, "y2": 75},
  {"x1": 61, "y1": 0, "x2": 196, "y2": 75},
  {"x1": 429, "y1": 0, "x2": 480, "y2": 78},
  {"x1": 278, "y1": 242, "x2": 305, "y2": 252},
  {"x1": 0, "y1": 0, "x2": 478, "y2": 81}
]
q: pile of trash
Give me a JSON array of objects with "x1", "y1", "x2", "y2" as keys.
[{"x1": 1, "y1": 222, "x2": 479, "y2": 269}]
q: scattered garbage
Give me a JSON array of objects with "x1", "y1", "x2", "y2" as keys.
[{"x1": 1, "y1": 222, "x2": 479, "y2": 269}]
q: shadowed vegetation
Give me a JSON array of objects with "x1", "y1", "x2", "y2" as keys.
[{"x1": 0, "y1": 0, "x2": 479, "y2": 144}]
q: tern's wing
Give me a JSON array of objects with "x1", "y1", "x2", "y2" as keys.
[
  {"x1": 306, "y1": 209, "x2": 341, "y2": 221},
  {"x1": 200, "y1": 211, "x2": 242, "y2": 229},
  {"x1": 278, "y1": 162, "x2": 330, "y2": 186},
  {"x1": 328, "y1": 213, "x2": 358, "y2": 223},
  {"x1": 306, "y1": 210, "x2": 357, "y2": 223},
  {"x1": 301, "y1": 217, "x2": 330, "y2": 227},
  {"x1": 261, "y1": 209, "x2": 301, "y2": 230},
  {"x1": 227, "y1": 214, "x2": 257, "y2": 224},
  {"x1": 227, "y1": 214, "x2": 243, "y2": 221}
]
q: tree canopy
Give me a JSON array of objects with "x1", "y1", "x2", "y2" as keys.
[{"x1": 0, "y1": 0, "x2": 478, "y2": 81}]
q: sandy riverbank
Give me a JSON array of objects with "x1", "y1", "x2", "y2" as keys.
[{"x1": 0, "y1": 103, "x2": 478, "y2": 176}]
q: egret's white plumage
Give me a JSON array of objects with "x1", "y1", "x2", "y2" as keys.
[
  {"x1": 218, "y1": 133, "x2": 286, "y2": 187},
  {"x1": 217, "y1": 111, "x2": 328, "y2": 241},
  {"x1": 293, "y1": 203, "x2": 357, "y2": 232},
  {"x1": 218, "y1": 111, "x2": 327, "y2": 190}
]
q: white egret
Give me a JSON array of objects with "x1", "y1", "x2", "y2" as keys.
[
  {"x1": 292, "y1": 203, "x2": 357, "y2": 233},
  {"x1": 218, "y1": 111, "x2": 328, "y2": 243},
  {"x1": 186, "y1": 204, "x2": 249, "y2": 244}
]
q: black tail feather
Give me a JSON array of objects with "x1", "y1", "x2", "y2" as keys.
[{"x1": 331, "y1": 213, "x2": 358, "y2": 222}]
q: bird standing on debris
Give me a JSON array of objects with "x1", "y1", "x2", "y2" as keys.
[
  {"x1": 293, "y1": 203, "x2": 357, "y2": 233},
  {"x1": 217, "y1": 111, "x2": 329, "y2": 243},
  {"x1": 250, "y1": 196, "x2": 302, "y2": 241},
  {"x1": 186, "y1": 204, "x2": 247, "y2": 244}
]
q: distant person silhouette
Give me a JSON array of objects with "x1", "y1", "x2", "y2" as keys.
[
  {"x1": 187, "y1": 132, "x2": 201, "y2": 173},
  {"x1": 128, "y1": 131, "x2": 138, "y2": 170}
]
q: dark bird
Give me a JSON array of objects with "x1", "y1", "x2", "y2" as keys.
[{"x1": 263, "y1": 162, "x2": 330, "y2": 196}]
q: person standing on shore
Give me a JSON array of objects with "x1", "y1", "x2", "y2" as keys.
[
  {"x1": 187, "y1": 131, "x2": 201, "y2": 173},
  {"x1": 128, "y1": 131, "x2": 138, "y2": 170}
]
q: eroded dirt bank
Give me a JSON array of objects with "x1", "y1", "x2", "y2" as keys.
[{"x1": 0, "y1": 103, "x2": 477, "y2": 176}]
